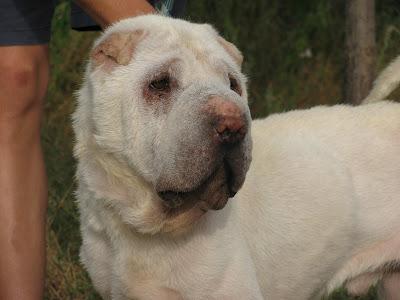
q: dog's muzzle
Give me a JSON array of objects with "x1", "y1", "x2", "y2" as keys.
[
  {"x1": 157, "y1": 159, "x2": 236, "y2": 210},
  {"x1": 157, "y1": 95, "x2": 249, "y2": 211}
]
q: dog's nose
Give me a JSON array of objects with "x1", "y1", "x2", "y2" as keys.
[{"x1": 206, "y1": 96, "x2": 247, "y2": 144}]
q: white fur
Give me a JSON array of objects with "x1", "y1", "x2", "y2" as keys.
[{"x1": 74, "y1": 15, "x2": 400, "y2": 299}]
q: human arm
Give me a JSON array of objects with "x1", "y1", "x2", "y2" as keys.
[{"x1": 74, "y1": 0, "x2": 157, "y2": 29}]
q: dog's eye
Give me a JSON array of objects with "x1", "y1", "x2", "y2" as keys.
[
  {"x1": 149, "y1": 76, "x2": 170, "y2": 92},
  {"x1": 229, "y1": 75, "x2": 241, "y2": 95}
]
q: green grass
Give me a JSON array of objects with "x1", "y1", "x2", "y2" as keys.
[{"x1": 44, "y1": 1, "x2": 400, "y2": 299}]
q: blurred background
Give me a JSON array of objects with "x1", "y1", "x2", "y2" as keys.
[{"x1": 44, "y1": 1, "x2": 400, "y2": 299}]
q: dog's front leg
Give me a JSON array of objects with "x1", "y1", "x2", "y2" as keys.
[
  {"x1": 111, "y1": 279, "x2": 183, "y2": 300},
  {"x1": 132, "y1": 287, "x2": 184, "y2": 300}
]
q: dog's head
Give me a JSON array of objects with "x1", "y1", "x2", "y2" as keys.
[{"x1": 80, "y1": 15, "x2": 252, "y2": 234}]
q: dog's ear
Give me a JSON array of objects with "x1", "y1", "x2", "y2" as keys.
[
  {"x1": 217, "y1": 37, "x2": 243, "y2": 68},
  {"x1": 91, "y1": 30, "x2": 146, "y2": 71}
]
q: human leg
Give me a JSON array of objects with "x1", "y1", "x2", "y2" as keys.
[{"x1": 0, "y1": 45, "x2": 49, "y2": 300}]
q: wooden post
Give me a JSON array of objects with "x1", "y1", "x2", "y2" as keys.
[{"x1": 346, "y1": 0, "x2": 376, "y2": 105}]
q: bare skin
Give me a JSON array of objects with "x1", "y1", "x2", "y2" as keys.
[
  {"x1": 76, "y1": 0, "x2": 155, "y2": 28},
  {"x1": 0, "y1": 2, "x2": 155, "y2": 299},
  {"x1": 0, "y1": 45, "x2": 49, "y2": 300}
]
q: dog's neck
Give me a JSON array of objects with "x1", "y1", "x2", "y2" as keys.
[{"x1": 75, "y1": 134, "x2": 169, "y2": 234}]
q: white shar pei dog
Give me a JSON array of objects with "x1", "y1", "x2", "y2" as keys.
[{"x1": 73, "y1": 15, "x2": 400, "y2": 300}]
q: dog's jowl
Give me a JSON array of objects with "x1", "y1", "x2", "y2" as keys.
[{"x1": 73, "y1": 15, "x2": 400, "y2": 300}]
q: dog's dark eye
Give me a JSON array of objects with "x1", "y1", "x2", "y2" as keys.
[
  {"x1": 149, "y1": 76, "x2": 170, "y2": 92},
  {"x1": 229, "y1": 75, "x2": 241, "y2": 95}
]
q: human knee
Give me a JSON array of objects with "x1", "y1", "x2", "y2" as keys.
[{"x1": 0, "y1": 46, "x2": 49, "y2": 119}]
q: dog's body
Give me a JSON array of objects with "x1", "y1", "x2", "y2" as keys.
[
  {"x1": 74, "y1": 15, "x2": 400, "y2": 299},
  {"x1": 243, "y1": 105, "x2": 400, "y2": 299}
]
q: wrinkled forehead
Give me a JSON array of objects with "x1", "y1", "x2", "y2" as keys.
[
  {"x1": 138, "y1": 25, "x2": 231, "y2": 73},
  {"x1": 94, "y1": 15, "x2": 243, "y2": 85},
  {"x1": 108, "y1": 16, "x2": 239, "y2": 73}
]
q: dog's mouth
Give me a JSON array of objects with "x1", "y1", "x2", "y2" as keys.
[{"x1": 157, "y1": 160, "x2": 236, "y2": 213}]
